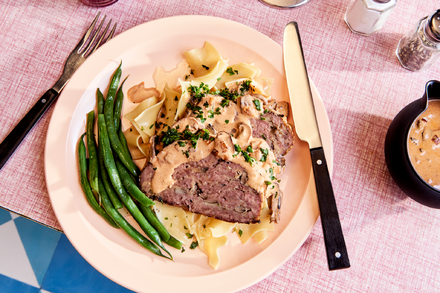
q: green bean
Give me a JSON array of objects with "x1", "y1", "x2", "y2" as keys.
[
  {"x1": 96, "y1": 88, "x2": 105, "y2": 115},
  {"x1": 164, "y1": 236, "x2": 183, "y2": 250},
  {"x1": 115, "y1": 158, "x2": 154, "y2": 207},
  {"x1": 86, "y1": 111, "x2": 99, "y2": 196},
  {"x1": 118, "y1": 127, "x2": 131, "y2": 160},
  {"x1": 98, "y1": 114, "x2": 129, "y2": 198},
  {"x1": 114, "y1": 76, "x2": 128, "y2": 131},
  {"x1": 138, "y1": 202, "x2": 170, "y2": 242},
  {"x1": 98, "y1": 138, "x2": 123, "y2": 209},
  {"x1": 98, "y1": 114, "x2": 172, "y2": 259},
  {"x1": 139, "y1": 204, "x2": 182, "y2": 250},
  {"x1": 104, "y1": 62, "x2": 140, "y2": 177},
  {"x1": 97, "y1": 173, "x2": 169, "y2": 259},
  {"x1": 78, "y1": 133, "x2": 118, "y2": 228}
]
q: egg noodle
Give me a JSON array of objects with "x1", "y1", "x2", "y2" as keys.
[{"x1": 123, "y1": 42, "x2": 276, "y2": 269}]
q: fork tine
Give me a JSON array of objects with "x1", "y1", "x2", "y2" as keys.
[
  {"x1": 82, "y1": 15, "x2": 106, "y2": 56},
  {"x1": 107, "y1": 22, "x2": 117, "y2": 41},
  {"x1": 90, "y1": 19, "x2": 112, "y2": 55},
  {"x1": 75, "y1": 12, "x2": 101, "y2": 53},
  {"x1": 90, "y1": 21, "x2": 117, "y2": 55}
]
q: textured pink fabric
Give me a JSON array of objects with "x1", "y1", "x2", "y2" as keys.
[{"x1": 1, "y1": 0, "x2": 440, "y2": 291}]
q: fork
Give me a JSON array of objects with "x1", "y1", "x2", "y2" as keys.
[{"x1": 0, "y1": 12, "x2": 116, "y2": 170}]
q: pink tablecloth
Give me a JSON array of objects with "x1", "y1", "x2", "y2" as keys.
[{"x1": 1, "y1": 0, "x2": 440, "y2": 291}]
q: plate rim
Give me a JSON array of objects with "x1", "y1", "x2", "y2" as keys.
[{"x1": 44, "y1": 15, "x2": 333, "y2": 293}]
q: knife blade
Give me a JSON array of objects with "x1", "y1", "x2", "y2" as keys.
[{"x1": 283, "y1": 21, "x2": 350, "y2": 270}]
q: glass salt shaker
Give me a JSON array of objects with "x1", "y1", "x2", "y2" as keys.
[
  {"x1": 345, "y1": 0, "x2": 397, "y2": 36},
  {"x1": 396, "y1": 10, "x2": 440, "y2": 72}
]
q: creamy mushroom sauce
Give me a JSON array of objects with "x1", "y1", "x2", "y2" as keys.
[
  {"x1": 150, "y1": 91, "x2": 284, "y2": 202},
  {"x1": 408, "y1": 100, "x2": 440, "y2": 190}
]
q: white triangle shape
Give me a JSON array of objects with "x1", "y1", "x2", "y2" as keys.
[
  {"x1": 10, "y1": 212, "x2": 20, "y2": 220},
  {"x1": 0, "y1": 221, "x2": 39, "y2": 288}
]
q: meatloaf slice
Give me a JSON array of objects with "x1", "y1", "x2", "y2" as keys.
[
  {"x1": 140, "y1": 153, "x2": 263, "y2": 224},
  {"x1": 250, "y1": 111, "x2": 294, "y2": 158}
]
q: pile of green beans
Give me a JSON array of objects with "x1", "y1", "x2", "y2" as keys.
[{"x1": 77, "y1": 61, "x2": 181, "y2": 260}]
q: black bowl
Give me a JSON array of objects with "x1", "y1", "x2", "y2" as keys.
[{"x1": 385, "y1": 80, "x2": 440, "y2": 208}]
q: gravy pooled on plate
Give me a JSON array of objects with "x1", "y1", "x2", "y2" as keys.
[{"x1": 408, "y1": 100, "x2": 440, "y2": 190}]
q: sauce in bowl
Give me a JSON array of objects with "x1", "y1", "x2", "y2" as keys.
[{"x1": 408, "y1": 100, "x2": 440, "y2": 190}]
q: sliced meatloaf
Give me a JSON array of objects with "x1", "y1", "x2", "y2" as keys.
[
  {"x1": 140, "y1": 153, "x2": 263, "y2": 224},
  {"x1": 250, "y1": 111, "x2": 294, "y2": 159}
]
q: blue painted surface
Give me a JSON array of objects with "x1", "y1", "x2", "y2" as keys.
[
  {"x1": 0, "y1": 274, "x2": 40, "y2": 293},
  {"x1": 0, "y1": 212, "x2": 134, "y2": 292},
  {"x1": 0, "y1": 208, "x2": 12, "y2": 225},
  {"x1": 14, "y1": 217, "x2": 61, "y2": 286},
  {"x1": 41, "y1": 234, "x2": 134, "y2": 293}
]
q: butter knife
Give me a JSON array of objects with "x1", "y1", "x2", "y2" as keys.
[{"x1": 283, "y1": 21, "x2": 350, "y2": 270}]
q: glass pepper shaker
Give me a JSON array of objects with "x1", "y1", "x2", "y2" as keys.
[
  {"x1": 344, "y1": 0, "x2": 397, "y2": 36},
  {"x1": 396, "y1": 10, "x2": 440, "y2": 72}
]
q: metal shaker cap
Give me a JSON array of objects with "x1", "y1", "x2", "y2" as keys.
[{"x1": 427, "y1": 9, "x2": 440, "y2": 42}]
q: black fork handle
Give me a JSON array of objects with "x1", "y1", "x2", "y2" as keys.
[{"x1": 0, "y1": 88, "x2": 59, "y2": 170}]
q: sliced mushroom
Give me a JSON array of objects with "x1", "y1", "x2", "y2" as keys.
[
  {"x1": 252, "y1": 93, "x2": 270, "y2": 105},
  {"x1": 275, "y1": 101, "x2": 289, "y2": 118},
  {"x1": 172, "y1": 117, "x2": 204, "y2": 133},
  {"x1": 234, "y1": 123, "x2": 252, "y2": 146},
  {"x1": 127, "y1": 82, "x2": 160, "y2": 103},
  {"x1": 268, "y1": 184, "x2": 283, "y2": 223},
  {"x1": 215, "y1": 131, "x2": 234, "y2": 157},
  {"x1": 240, "y1": 94, "x2": 260, "y2": 117}
]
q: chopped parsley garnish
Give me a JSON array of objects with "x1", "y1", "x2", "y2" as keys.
[
  {"x1": 149, "y1": 124, "x2": 154, "y2": 129},
  {"x1": 264, "y1": 109, "x2": 269, "y2": 114},
  {"x1": 260, "y1": 115, "x2": 266, "y2": 120},
  {"x1": 202, "y1": 65, "x2": 209, "y2": 70},
  {"x1": 225, "y1": 120, "x2": 229, "y2": 124},
  {"x1": 185, "y1": 75, "x2": 190, "y2": 80},
  {"x1": 246, "y1": 145, "x2": 253, "y2": 153},
  {"x1": 226, "y1": 67, "x2": 238, "y2": 76},
  {"x1": 203, "y1": 101, "x2": 209, "y2": 107},
  {"x1": 165, "y1": 217, "x2": 168, "y2": 220},
  {"x1": 264, "y1": 181, "x2": 272, "y2": 185},
  {"x1": 220, "y1": 99, "x2": 229, "y2": 108},
  {"x1": 159, "y1": 125, "x2": 213, "y2": 148},
  {"x1": 182, "y1": 150, "x2": 189, "y2": 158},
  {"x1": 234, "y1": 144, "x2": 256, "y2": 166},
  {"x1": 186, "y1": 233, "x2": 193, "y2": 239},
  {"x1": 217, "y1": 77, "x2": 221, "y2": 81},
  {"x1": 272, "y1": 159, "x2": 281, "y2": 166},
  {"x1": 260, "y1": 148, "x2": 269, "y2": 162},
  {"x1": 240, "y1": 80, "x2": 252, "y2": 92},
  {"x1": 238, "y1": 229, "x2": 243, "y2": 237},
  {"x1": 178, "y1": 141, "x2": 187, "y2": 147},
  {"x1": 190, "y1": 241, "x2": 198, "y2": 249},
  {"x1": 181, "y1": 247, "x2": 185, "y2": 253},
  {"x1": 200, "y1": 129, "x2": 211, "y2": 140},
  {"x1": 187, "y1": 82, "x2": 210, "y2": 102},
  {"x1": 253, "y1": 99, "x2": 261, "y2": 111},
  {"x1": 262, "y1": 134, "x2": 267, "y2": 140}
]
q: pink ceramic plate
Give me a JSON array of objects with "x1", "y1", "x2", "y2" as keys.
[{"x1": 45, "y1": 15, "x2": 333, "y2": 293}]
